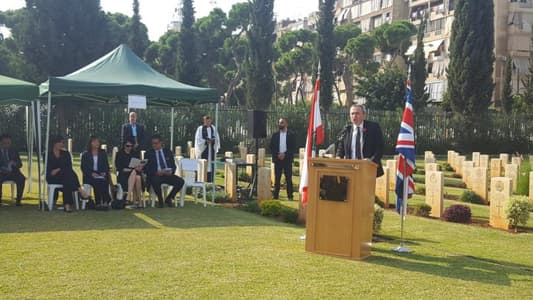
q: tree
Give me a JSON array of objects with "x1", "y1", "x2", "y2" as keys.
[
  {"x1": 127, "y1": 0, "x2": 149, "y2": 57},
  {"x1": 176, "y1": 0, "x2": 201, "y2": 85},
  {"x1": 373, "y1": 21, "x2": 416, "y2": 66},
  {"x1": 355, "y1": 66, "x2": 406, "y2": 111},
  {"x1": 345, "y1": 33, "x2": 378, "y2": 76},
  {"x1": 444, "y1": 0, "x2": 494, "y2": 115},
  {"x1": 502, "y1": 56, "x2": 514, "y2": 114},
  {"x1": 521, "y1": 29, "x2": 533, "y2": 114},
  {"x1": 317, "y1": 0, "x2": 335, "y2": 111},
  {"x1": 334, "y1": 24, "x2": 361, "y2": 107},
  {"x1": 410, "y1": 15, "x2": 429, "y2": 109},
  {"x1": 245, "y1": 0, "x2": 276, "y2": 110},
  {"x1": 144, "y1": 30, "x2": 180, "y2": 77}
]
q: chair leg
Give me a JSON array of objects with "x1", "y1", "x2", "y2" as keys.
[
  {"x1": 74, "y1": 192, "x2": 80, "y2": 210},
  {"x1": 47, "y1": 187, "x2": 55, "y2": 211},
  {"x1": 203, "y1": 186, "x2": 207, "y2": 208},
  {"x1": 11, "y1": 183, "x2": 15, "y2": 202}
]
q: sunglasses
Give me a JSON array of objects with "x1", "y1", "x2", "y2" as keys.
[{"x1": 125, "y1": 144, "x2": 133, "y2": 148}]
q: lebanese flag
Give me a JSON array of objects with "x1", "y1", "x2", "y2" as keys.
[{"x1": 299, "y1": 78, "x2": 324, "y2": 205}]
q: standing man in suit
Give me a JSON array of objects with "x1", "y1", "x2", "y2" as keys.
[
  {"x1": 270, "y1": 118, "x2": 297, "y2": 200},
  {"x1": 194, "y1": 115, "x2": 220, "y2": 182},
  {"x1": 121, "y1": 112, "x2": 146, "y2": 151},
  {"x1": 0, "y1": 134, "x2": 25, "y2": 206},
  {"x1": 144, "y1": 134, "x2": 184, "y2": 208},
  {"x1": 336, "y1": 104, "x2": 384, "y2": 177}
]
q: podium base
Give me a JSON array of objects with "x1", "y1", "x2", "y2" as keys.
[{"x1": 392, "y1": 244, "x2": 413, "y2": 253}]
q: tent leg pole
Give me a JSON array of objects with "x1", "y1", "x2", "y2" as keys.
[
  {"x1": 43, "y1": 92, "x2": 52, "y2": 211},
  {"x1": 35, "y1": 101, "x2": 42, "y2": 210},
  {"x1": 170, "y1": 107, "x2": 175, "y2": 150},
  {"x1": 26, "y1": 106, "x2": 33, "y2": 193}
]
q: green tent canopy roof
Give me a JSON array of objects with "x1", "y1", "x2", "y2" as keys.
[
  {"x1": 0, "y1": 74, "x2": 39, "y2": 104},
  {"x1": 40, "y1": 44, "x2": 217, "y2": 105}
]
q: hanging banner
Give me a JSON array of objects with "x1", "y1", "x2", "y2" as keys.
[{"x1": 128, "y1": 94, "x2": 147, "y2": 110}]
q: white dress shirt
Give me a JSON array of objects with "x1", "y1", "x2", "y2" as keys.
[
  {"x1": 351, "y1": 121, "x2": 364, "y2": 160},
  {"x1": 279, "y1": 131, "x2": 287, "y2": 153},
  {"x1": 93, "y1": 155, "x2": 98, "y2": 171}
]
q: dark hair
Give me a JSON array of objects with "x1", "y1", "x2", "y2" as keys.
[
  {"x1": 203, "y1": 115, "x2": 211, "y2": 120},
  {"x1": 0, "y1": 134, "x2": 12, "y2": 141},
  {"x1": 50, "y1": 135, "x2": 64, "y2": 147},
  {"x1": 122, "y1": 139, "x2": 136, "y2": 150},
  {"x1": 151, "y1": 134, "x2": 162, "y2": 142},
  {"x1": 86, "y1": 136, "x2": 100, "y2": 152}
]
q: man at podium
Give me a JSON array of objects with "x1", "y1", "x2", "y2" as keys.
[{"x1": 336, "y1": 104, "x2": 384, "y2": 177}]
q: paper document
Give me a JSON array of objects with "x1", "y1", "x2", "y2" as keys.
[{"x1": 128, "y1": 158, "x2": 148, "y2": 168}]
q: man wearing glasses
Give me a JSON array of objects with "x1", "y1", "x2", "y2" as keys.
[{"x1": 144, "y1": 135, "x2": 184, "y2": 208}]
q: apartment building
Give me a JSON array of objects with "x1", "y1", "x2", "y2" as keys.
[{"x1": 335, "y1": 0, "x2": 409, "y2": 31}]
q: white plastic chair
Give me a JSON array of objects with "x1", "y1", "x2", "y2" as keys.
[
  {"x1": 179, "y1": 159, "x2": 207, "y2": 207},
  {"x1": 149, "y1": 184, "x2": 172, "y2": 207},
  {"x1": 1, "y1": 180, "x2": 16, "y2": 203},
  {"x1": 46, "y1": 184, "x2": 80, "y2": 211}
]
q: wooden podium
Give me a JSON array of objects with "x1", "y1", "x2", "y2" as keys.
[{"x1": 305, "y1": 158, "x2": 377, "y2": 260}]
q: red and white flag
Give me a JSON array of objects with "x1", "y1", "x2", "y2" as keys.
[{"x1": 299, "y1": 78, "x2": 324, "y2": 205}]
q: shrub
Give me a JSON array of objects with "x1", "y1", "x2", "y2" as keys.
[
  {"x1": 460, "y1": 190, "x2": 485, "y2": 204},
  {"x1": 260, "y1": 200, "x2": 283, "y2": 217},
  {"x1": 414, "y1": 203, "x2": 432, "y2": 217},
  {"x1": 241, "y1": 200, "x2": 261, "y2": 214},
  {"x1": 442, "y1": 163, "x2": 453, "y2": 171},
  {"x1": 374, "y1": 197, "x2": 385, "y2": 208},
  {"x1": 415, "y1": 186, "x2": 426, "y2": 195},
  {"x1": 505, "y1": 196, "x2": 532, "y2": 232},
  {"x1": 205, "y1": 191, "x2": 231, "y2": 203},
  {"x1": 280, "y1": 206, "x2": 299, "y2": 224},
  {"x1": 373, "y1": 204, "x2": 384, "y2": 234},
  {"x1": 442, "y1": 204, "x2": 472, "y2": 223}
]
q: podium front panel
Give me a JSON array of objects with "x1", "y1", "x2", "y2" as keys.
[{"x1": 305, "y1": 158, "x2": 377, "y2": 260}]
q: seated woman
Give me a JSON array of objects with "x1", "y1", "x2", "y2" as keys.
[
  {"x1": 115, "y1": 139, "x2": 145, "y2": 208},
  {"x1": 46, "y1": 135, "x2": 90, "y2": 212},
  {"x1": 81, "y1": 136, "x2": 111, "y2": 208}
]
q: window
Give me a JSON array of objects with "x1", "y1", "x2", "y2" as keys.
[{"x1": 427, "y1": 82, "x2": 446, "y2": 102}]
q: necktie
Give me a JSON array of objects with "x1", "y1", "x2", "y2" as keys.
[
  {"x1": 356, "y1": 126, "x2": 362, "y2": 159},
  {"x1": 158, "y1": 150, "x2": 167, "y2": 170}
]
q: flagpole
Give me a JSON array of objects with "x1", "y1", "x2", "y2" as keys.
[{"x1": 393, "y1": 155, "x2": 412, "y2": 253}]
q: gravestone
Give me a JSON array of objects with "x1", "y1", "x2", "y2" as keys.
[
  {"x1": 472, "y1": 167, "x2": 488, "y2": 203},
  {"x1": 462, "y1": 161, "x2": 474, "y2": 188},
  {"x1": 472, "y1": 152, "x2": 480, "y2": 167},
  {"x1": 499, "y1": 153, "x2": 509, "y2": 164},
  {"x1": 455, "y1": 156, "x2": 465, "y2": 176},
  {"x1": 111, "y1": 147, "x2": 119, "y2": 173},
  {"x1": 490, "y1": 177, "x2": 512, "y2": 230},
  {"x1": 447, "y1": 150, "x2": 454, "y2": 164},
  {"x1": 224, "y1": 151, "x2": 233, "y2": 160},
  {"x1": 490, "y1": 159, "x2": 502, "y2": 178},
  {"x1": 257, "y1": 148, "x2": 266, "y2": 167},
  {"x1": 224, "y1": 162, "x2": 237, "y2": 202},
  {"x1": 299, "y1": 148, "x2": 305, "y2": 175},
  {"x1": 529, "y1": 172, "x2": 533, "y2": 204},
  {"x1": 511, "y1": 157, "x2": 521, "y2": 167},
  {"x1": 197, "y1": 159, "x2": 207, "y2": 182},
  {"x1": 505, "y1": 163, "x2": 519, "y2": 193},
  {"x1": 257, "y1": 167, "x2": 271, "y2": 202},
  {"x1": 187, "y1": 141, "x2": 193, "y2": 157},
  {"x1": 386, "y1": 160, "x2": 397, "y2": 191},
  {"x1": 425, "y1": 171, "x2": 444, "y2": 218},
  {"x1": 189, "y1": 147, "x2": 196, "y2": 159},
  {"x1": 239, "y1": 146, "x2": 247, "y2": 160},
  {"x1": 449, "y1": 151, "x2": 457, "y2": 169},
  {"x1": 479, "y1": 155, "x2": 489, "y2": 169},
  {"x1": 271, "y1": 162, "x2": 276, "y2": 187},
  {"x1": 425, "y1": 156, "x2": 436, "y2": 164},
  {"x1": 425, "y1": 163, "x2": 439, "y2": 172},
  {"x1": 375, "y1": 167, "x2": 390, "y2": 208},
  {"x1": 246, "y1": 154, "x2": 256, "y2": 176},
  {"x1": 140, "y1": 150, "x2": 146, "y2": 160},
  {"x1": 67, "y1": 138, "x2": 73, "y2": 153},
  {"x1": 175, "y1": 146, "x2": 182, "y2": 157}
]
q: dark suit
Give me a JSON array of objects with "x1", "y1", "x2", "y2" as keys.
[
  {"x1": 0, "y1": 148, "x2": 25, "y2": 203},
  {"x1": 115, "y1": 149, "x2": 142, "y2": 191},
  {"x1": 270, "y1": 130, "x2": 297, "y2": 199},
  {"x1": 121, "y1": 123, "x2": 146, "y2": 150},
  {"x1": 144, "y1": 148, "x2": 184, "y2": 206},
  {"x1": 336, "y1": 121, "x2": 384, "y2": 177},
  {"x1": 46, "y1": 150, "x2": 81, "y2": 205},
  {"x1": 81, "y1": 150, "x2": 111, "y2": 204}
]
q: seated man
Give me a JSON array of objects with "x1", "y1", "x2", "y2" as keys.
[
  {"x1": 144, "y1": 134, "x2": 184, "y2": 208},
  {"x1": 0, "y1": 134, "x2": 26, "y2": 206}
]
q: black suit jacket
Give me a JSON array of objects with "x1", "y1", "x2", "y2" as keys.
[
  {"x1": 81, "y1": 150, "x2": 110, "y2": 184},
  {"x1": 0, "y1": 148, "x2": 23, "y2": 174},
  {"x1": 121, "y1": 123, "x2": 146, "y2": 149},
  {"x1": 144, "y1": 148, "x2": 176, "y2": 177},
  {"x1": 270, "y1": 130, "x2": 297, "y2": 163},
  {"x1": 336, "y1": 120, "x2": 384, "y2": 177},
  {"x1": 46, "y1": 150, "x2": 73, "y2": 182}
]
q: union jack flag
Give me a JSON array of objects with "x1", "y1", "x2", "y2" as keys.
[{"x1": 395, "y1": 79, "x2": 416, "y2": 214}]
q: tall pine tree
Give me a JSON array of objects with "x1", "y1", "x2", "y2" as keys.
[
  {"x1": 317, "y1": 0, "x2": 335, "y2": 111},
  {"x1": 177, "y1": 0, "x2": 201, "y2": 85},
  {"x1": 502, "y1": 56, "x2": 513, "y2": 114},
  {"x1": 410, "y1": 15, "x2": 429, "y2": 109},
  {"x1": 245, "y1": 0, "x2": 275, "y2": 110},
  {"x1": 444, "y1": 0, "x2": 494, "y2": 115},
  {"x1": 127, "y1": 0, "x2": 149, "y2": 57}
]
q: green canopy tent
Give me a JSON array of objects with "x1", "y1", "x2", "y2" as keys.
[
  {"x1": 0, "y1": 75, "x2": 43, "y2": 206},
  {"x1": 39, "y1": 44, "x2": 219, "y2": 209}
]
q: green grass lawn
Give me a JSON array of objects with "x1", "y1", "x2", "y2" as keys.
[{"x1": 1, "y1": 155, "x2": 533, "y2": 298}]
